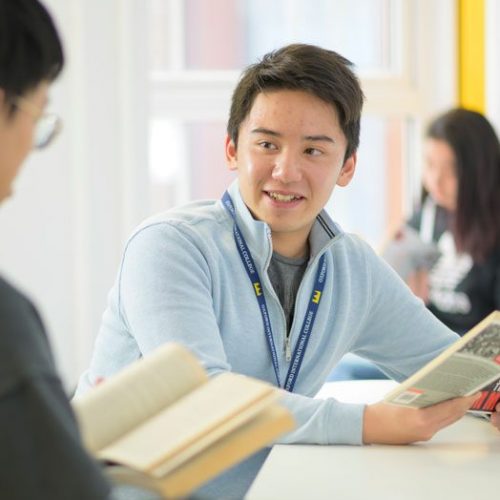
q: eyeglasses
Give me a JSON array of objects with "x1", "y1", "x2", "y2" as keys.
[{"x1": 13, "y1": 96, "x2": 62, "y2": 149}]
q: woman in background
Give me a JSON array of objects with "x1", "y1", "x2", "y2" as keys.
[
  {"x1": 406, "y1": 108, "x2": 500, "y2": 335},
  {"x1": 331, "y1": 108, "x2": 500, "y2": 381}
]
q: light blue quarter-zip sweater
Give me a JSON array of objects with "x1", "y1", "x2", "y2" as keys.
[{"x1": 77, "y1": 180, "x2": 458, "y2": 499}]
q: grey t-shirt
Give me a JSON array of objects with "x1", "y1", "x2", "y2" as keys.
[{"x1": 267, "y1": 252, "x2": 308, "y2": 333}]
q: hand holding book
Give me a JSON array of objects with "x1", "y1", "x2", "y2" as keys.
[
  {"x1": 363, "y1": 392, "x2": 482, "y2": 445},
  {"x1": 381, "y1": 225, "x2": 441, "y2": 280},
  {"x1": 364, "y1": 311, "x2": 500, "y2": 443},
  {"x1": 383, "y1": 311, "x2": 500, "y2": 413}
]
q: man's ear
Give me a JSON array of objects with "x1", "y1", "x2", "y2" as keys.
[
  {"x1": 225, "y1": 135, "x2": 238, "y2": 171},
  {"x1": 336, "y1": 152, "x2": 357, "y2": 187}
]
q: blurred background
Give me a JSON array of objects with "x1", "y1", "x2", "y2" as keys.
[{"x1": 0, "y1": 0, "x2": 498, "y2": 388}]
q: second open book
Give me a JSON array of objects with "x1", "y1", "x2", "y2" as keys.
[
  {"x1": 384, "y1": 311, "x2": 500, "y2": 414},
  {"x1": 72, "y1": 343, "x2": 294, "y2": 498}
]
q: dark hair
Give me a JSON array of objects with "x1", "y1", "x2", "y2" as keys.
[
  {"x1": 227, "y1": 43, "x2": 364, "y2": 161},
  {"x1": 426, "y1": 108, "x2": 500, "y2": 261},
  {"x1": 0, "y1": 0, "x2": 64, "y2": 113}
]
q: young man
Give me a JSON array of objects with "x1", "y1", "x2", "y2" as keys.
[
  {"x1": 0, "y1": 1, "x2": 110, "y2": 498},
  {"x1": 77, "y1": 44, "x2": 499, "y2": 497}
]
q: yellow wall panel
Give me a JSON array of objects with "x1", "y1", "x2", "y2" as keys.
[{"x1": 458, "y1": 0, "x2": 485, "y2": 112}]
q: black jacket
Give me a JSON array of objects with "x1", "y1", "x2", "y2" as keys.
[{"x1": 0, "y1": 276, "x2": 110, "y2": 500}]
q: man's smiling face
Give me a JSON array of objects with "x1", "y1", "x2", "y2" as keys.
[{"x1": 226, "y1": 89, "x2": 356, "y2": 256}]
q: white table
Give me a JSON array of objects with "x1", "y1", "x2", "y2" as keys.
[{"x1": 247, "y1": 380, "x2": 500, "y2": 500}]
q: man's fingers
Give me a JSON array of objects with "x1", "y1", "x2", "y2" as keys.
[
  {"x1": 440, "y1": 393, "x2": 481, "y2": 413},
  {"x1": 491, "y1": 403, "x2": 500, "y2": 430},
  {"x1": 364, "y1": 395, "x2": 487, "y2": 445},
  {"x1": 491, "y1": 412, "x2": 499, "y2": 426},
  {"x1": 423, "y1": 394, "x2": 480, "y2": 430}
]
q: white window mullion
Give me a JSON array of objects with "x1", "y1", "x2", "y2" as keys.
[
  {"x1": 151, "y1": 72, "x2": 238, "y2": 121},
  {"x1": 486, "y1": 0, "x2": 500, "y2": 133}
]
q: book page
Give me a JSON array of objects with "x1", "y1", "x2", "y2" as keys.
[
  {"x1": 73, "y1": 343, "x2": 207, "y2": 453},
  {"x1": 385, "y1": 311, "x2": 500, "y2": 408},
  {"x1": 99, "y1": 372, "x2": 276, "y2": 474},
  {"x1": 104, "y1": 405, "x2": 294, "y2": 498},
  {"x1": 389, "y1": 355, "x2": 500, "y2": 408},
  {"x1": 155, "y1": 404, "x2": 294, "y2": 498}
]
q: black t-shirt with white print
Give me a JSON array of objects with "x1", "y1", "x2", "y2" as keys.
[{"x1": 408, "y1": 200, "x2": 500, "y2": 335}]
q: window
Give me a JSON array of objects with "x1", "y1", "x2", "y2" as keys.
[{"x1": 147, "y1": 0, "x2": 456, "y2": 248}]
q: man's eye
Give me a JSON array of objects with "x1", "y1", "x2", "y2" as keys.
[
  {"x1": 259, "y1": 141, "x2": 277, "y2": 150},
  {"x1": 305, "y1": 147, "x2": 322, "y2": 156}
]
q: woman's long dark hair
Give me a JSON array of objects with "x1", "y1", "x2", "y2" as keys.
[{"x1": 426, "y1": 108, "x2": 500, "y2": 262}]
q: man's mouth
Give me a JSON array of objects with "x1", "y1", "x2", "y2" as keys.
[{"x1": 266, "y1": 191, "x2": 303, "y2": 202}]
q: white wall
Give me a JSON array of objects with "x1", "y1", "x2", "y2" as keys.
[{"x1": 0, "y1": 0, "x2": 149, "y2": 388}]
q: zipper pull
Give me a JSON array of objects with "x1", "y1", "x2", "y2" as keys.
[{"x1": 285, "y1": 336, "x2": 292, "y2": 362}]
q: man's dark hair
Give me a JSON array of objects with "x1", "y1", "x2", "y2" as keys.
[
  {"x1": 227, "y1": 43, "x2": 364, "y2": 161},
  {"x1": 426, "y1": 108, "x2": 500, "y2": 261},
  {"x1": 0, "y1": 0, "x2": 64, "y2": 112}
]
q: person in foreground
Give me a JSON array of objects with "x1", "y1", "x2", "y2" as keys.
[
  {"x1": 402, "y1": 109, "x2": 500, "y2": 335},
  {"x1": 77, "y1": 44, "x2": 500, "y2": 498},
  {"x1": 0, "y1": 1, "x2": 110, "y2": 498}
]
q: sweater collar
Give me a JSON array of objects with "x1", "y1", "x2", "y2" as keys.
[{"x1": 225, "y1": 180, "x2": 343, "y2": 266}]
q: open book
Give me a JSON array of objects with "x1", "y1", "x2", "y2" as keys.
[
  {"x1": 72, "y1": 343, "x2": 294, "y2": 498},
  {"x1": 384, "y1": 311, "x2": 500, "y2": 415},
  {"x1": 381, "y1": 224, "x2": 441, "y2": 279}
]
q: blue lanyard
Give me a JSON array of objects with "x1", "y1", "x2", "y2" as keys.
[{"x1": 222, "y1": 191, "x2": 327, "y2": 392}]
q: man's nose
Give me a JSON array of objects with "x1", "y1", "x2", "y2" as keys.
[{"x1": 272, "y1": 151, "x2": 302, "y2": 183}]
